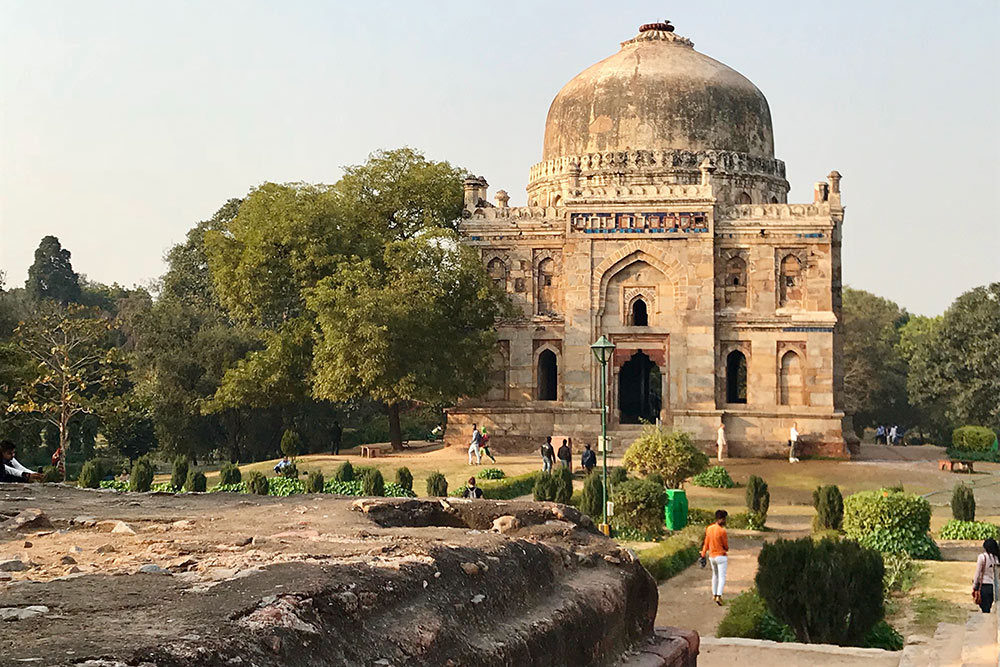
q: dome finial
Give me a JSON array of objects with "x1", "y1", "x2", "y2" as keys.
[{"x1": 639, "y1": 20, "x2": 674, "y2": 33}]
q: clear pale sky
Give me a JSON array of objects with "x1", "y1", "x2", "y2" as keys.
[{"x1": 1, "y1": 1, "x2": 997, "y2": 315}]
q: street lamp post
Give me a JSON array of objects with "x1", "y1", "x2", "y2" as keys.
[{"x1": 590, "y1": 335, "x2": 616, "y2": 534}]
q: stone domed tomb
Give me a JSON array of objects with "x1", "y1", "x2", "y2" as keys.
[{"x1": 449, "y1": 22, "x2": 851, "y2": 458}]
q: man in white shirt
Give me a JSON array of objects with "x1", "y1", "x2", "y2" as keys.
[
  {"x1": 1, "y1": 441, "x2": 42, "y2": 483},
  {"x1": 716, "y1": 423, "x2": 727, "y2": 461},
  {"x1": 468, "y1": 424, "x2": 482, "y2": 465},
  {"x1": 789, "y1": 424, "x2": 800, "y2": 463}
]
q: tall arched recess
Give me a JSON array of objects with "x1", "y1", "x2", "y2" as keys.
[
  {"x1": 779, "y1": 350, "x2": 804, "y2": 406},
  {"x1": 726, "y1": 350, "x2": 748, "y2": 404},
  {"x1": 537, "y1": 349, "x2": 558, "y2": 401}
]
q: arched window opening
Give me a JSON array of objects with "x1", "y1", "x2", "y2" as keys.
[
  {"x1": 779, "y1": 255, "x2": 803, "y2": 307},
  {"x1": 537, "y1": 349, "x2": 557, "y2": 401},
  {"x1": 736, "y1": 191, "x2": 752, "y2": 205},
  {"x1": 630, "y1": 298, "x2": 648, "y2": 326},
  {"x1": 779, "y1": 351, "x2": 804, "y2": 406},
  {"x1": 724, "y1": 256, "x2": 748, "y2": 308},
  {"x1": 726, "y1": 350, "x2": 748, "y2": 404},
  {"x1": 619, "y1": 351, "x2": 661, "y2": 424},
  {"x1": 487, "y1": 258, "x2": 507, "y2": 291},
  {"x1": 770, "y1": 196, "x2": 779, "y2": 204},
  {"x1": 537, "y1": 258, "x2": 557, "y2": 316}
]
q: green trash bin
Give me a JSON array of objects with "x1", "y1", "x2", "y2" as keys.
[{"x1": 664, "y1": 489, "x2": 688, "y2": 531}]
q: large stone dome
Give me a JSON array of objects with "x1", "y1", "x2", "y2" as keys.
[{"x1": 542, "y1": 22, "x2": 774, "y2": 161}]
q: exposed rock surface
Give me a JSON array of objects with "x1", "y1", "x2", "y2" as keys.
[{"x1": 0, "y1": 485, "x2": 664, "y2": 666}]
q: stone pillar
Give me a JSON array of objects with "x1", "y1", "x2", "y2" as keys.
[
  {"x1": 813, "y1": 182, "x2": 829, "y2": 203},
  {"x1": 463, "y1": 177, "x2": 481, "y2": 211},
  {"x1": 495, "y1": 189, "x2": 510, "y2": 208}
]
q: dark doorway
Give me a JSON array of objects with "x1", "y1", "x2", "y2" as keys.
[
  {"x1": 618, "y1": 351, "x2": 662, "y2": 424},
  {"x1": 631, "y1": 299, "x2": 648, "y2": 326},
  {"x1": 725, "y1": 350, "x2": 747, "y2": 404},
  {"x1": 537, "y1": 349, "x2": 557, "y2": 401}
]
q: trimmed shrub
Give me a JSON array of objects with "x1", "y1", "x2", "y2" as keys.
[
  {"x1": 756, "y1": 537, "x2": 885, "y2": 646},
  {"x1": 843, "y1": 489, "x2": 940, "y2": 559},
  {"x1": 952, "y1": 426, "x2": 998, "y2": 452},
  {"x1": 334, "y1": 461, "x2": 354, "y2": 483},
  {"x1": 129, "y1": 457, "x2": 154, "y2": 492},
  {"x1": 691, "y1": 466, "x2": 736, "y2": 489},
  {"x1": 426, "y1": 471, "x2": 448, "y2": 497},
  {"x1": 353, "y1": 465, "x2": 377, "y2": 479},
  {"x1": 646, "y1": 472, "x2": 665, "y2": 487},
  {"x1": 813, "y1": 485, "x2": 844, "y2": 531},
  {"x1": 219, "y1": 462, "x2": 241, "y2": 485},
  {"x1": 952, "y1": 483, "x2": 975, "y2": 522},
  {"x1": 184, "y1": 470, "x2": 207, "y2": 492},
  {"x1": 533, "y1": 472, "x2": 559, "y2": 501},
  {"x1": 609, "y1": 466, "x2": 629, "y2": 486},
  {"x1": 361, "y1": 469, "x2": 385, "y2": 496},
  {"x1": 477, "y1": 467, "x2": 506, "y2": 480},
  {"x1": 171, "y1": 455, "x2": 189, "y2": 490},
  {"x1": 394, "y1": 467, "x2": 413, "y2": 491},
  {"x1": 278, "y1": 462, "x2": 299, "y2": 479},
  {"x1": 745, "y1": 475, "x2": 770, "y2": 527},
  {"x1": 580, "y1": 471, "x2": 605, "y2": 520},
  {"x1": 472, "y1": 471, "x2": 538, "y2": 500},
  {"x1": 306, "y1": 470, "x2": 324, "y2": 494},
  {"x1": 716, "y1": 589, "x2": 795, "y2": 642},
  {"x1": 280, "y1": 429, "x2": 301, "y2": 458},
  {"x1": 637, "y1": 533, "x2": 700, "y2": 582},
  {"x1": 553, "y1": 466, "x2": 574, "y2": 504},
  {"x1": 863, "y1": 620, "x2": 903, "y2": 651},
  {"x1": 78, "y1": 460, "x2": 104, "y2": 489},
  {"x1": 622, "y1": 425, "x2": 709, "y2": 489},
  {"x1": 247, "y1": 471, "x2": 269, "y2": 495},
  {"x1": 938, "y1": 520, "x2": 999, "y2": 540},
  {"x1": 612, "y1": 478, "x2": 667, "y2": 536}
]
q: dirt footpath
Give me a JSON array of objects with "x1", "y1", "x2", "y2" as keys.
[{"x1": 0, "y1": 485, "x2": 660, "y2": 667}]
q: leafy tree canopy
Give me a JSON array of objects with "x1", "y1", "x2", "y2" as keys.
[{"x1": 26, "y1": 235, "x2": 81, "y2": 304}]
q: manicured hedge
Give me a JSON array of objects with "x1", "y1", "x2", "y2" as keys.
[
  {"x1": 637, "y1": 533, "x2": 700, "y2": 582},
  {"x1": 939, "y1": 520, "x2": 999, "y2": 541},
  {"x1": 716, "y1": 589, "x2": 795, "y2": 642},
  {"x1": 952, "y1": 426, "x2": 998, "y2": 452},
  {"x1": 945, "y1": 448, "x2": 999, "y2": 463},
  {"x1": 843, "y1": 489, "x2": 940, "y2": 559}
]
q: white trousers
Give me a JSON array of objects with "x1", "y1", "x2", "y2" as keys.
[
  {"x1": 710, "y1": 555, "x2": 728, "y2": 596},
  {"x1": 468, "y1": 444, "x2": 481, "y2": 464}
]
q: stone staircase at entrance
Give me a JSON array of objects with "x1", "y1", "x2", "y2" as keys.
[{"x1": 898, "y1": 609, "x2": 999, "y2": 667}]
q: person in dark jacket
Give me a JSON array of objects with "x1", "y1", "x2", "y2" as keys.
[
  {"x1": 557, "y1": 439, "x2": 572, "y2": 469},
  {"x1": 540, "y1": 437, "x2": 555, "y2": 472},
  {"x1": 1, "y1": 441, "x2": 41, "y2": 483},
  {"x1": 331, "y1": 421, "x2": 343, "y2": 456},
  {"x1": 580, "y1": 443, "x2": 597, "y2": 474},
  {"x1": 462, "y1": 477, "x2": 484, "y2": 499}
]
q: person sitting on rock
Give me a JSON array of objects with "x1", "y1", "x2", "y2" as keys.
[
  {"x1": 1, "y1": 441, "x2": 42, "y2": 483},
  {"x1": 462, "y1": 477, "x2": 483, "y2": 499},
  {"x1": 581, "y1": 443, "x2": 597, "y2": 474}
]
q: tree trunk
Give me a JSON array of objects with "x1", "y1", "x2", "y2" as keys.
[
  {"x1": 387, "y1": 403, "x2": 403, "y2": 452},
  {"x1": 59, "y1": 409, "x2": 71, "y2": 482}
]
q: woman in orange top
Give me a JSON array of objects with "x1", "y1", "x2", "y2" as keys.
[{"x1": 700, "y1": 509, "x2": 729, "y2": 605}]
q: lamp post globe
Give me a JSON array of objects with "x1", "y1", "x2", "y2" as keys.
[{"x1": 590, "y1": 335, "x2": 615, "y2": 533}]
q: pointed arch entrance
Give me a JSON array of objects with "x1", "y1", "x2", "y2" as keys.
[{"x1": 618, "y1": 351, "x2": 662, "y2": 424}]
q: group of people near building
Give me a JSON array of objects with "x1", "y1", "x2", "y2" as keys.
[
  {"x1": 874, "y1": 424, "x2": 905, "y2": 446},
  {"x1": 539, "y1": 436, "x2": 597, "y2": 474}
]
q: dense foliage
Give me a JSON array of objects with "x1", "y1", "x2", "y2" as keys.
[
  {"x1": 477, "y1": 467, "x2": 505, "y2": 480},
  {"x1": 218, "y1": 462, "x2": 241, "y2": 485},
  {"x1": 247, "y1": 471, "x2": 269, "y2": 495},
  {"x1": 611, "y1": 478, "x2": 666, "y2": 536},
  {"x1": 622, "y1": 426, "x2": 708, "y2": 489},
  {"x1": 716, "y1": 589, "x2": 796, "y2": 642},
  {"x1": 636, "y1": 533, "x2": 700, "y2": 582},
  {"x1": 745, "y1": 475, "x2": 770, "y2": 529},
  {"x1": 184, "y1": 470, "x2": 207, "y2": 492},
  {"x1": 306, "y1": 470, "x2": 324, "y2": 493},
  {"x1": 952, "y1": 426, "x2": 997, "y2": 452},
  {"x1": 426, "y1": 471, "x2": 448, "y2": 497},
  {"x1": 691, "y1": 466, "x2": 735, "y2": 489},
  {"x1": 812, "y1": 485, "x2": 844, "y2": 531},
  {"x1": 938, "y1": 520, "x2": 998, "y2": 540},
  {"x1": 171, "y1": 456, "x2": 189, "y2": 491},
  {"x1": 394, "y1": 466, "x2": 413, "y2": 491},
  {"x1": 361, "y1": 468, "x2": 385, "y2": 496},
  {"x1": 334, "y1": 461, "x2": 354, "y2": 482},
  {"x1": 280, "y1": 429, "x2": 301, "y2": 458},
  {"x1": 579, "y1": 472, "x2": 605, "y2": 520},
  {"x1": 756, "y1": 537, "x2": 885, "y2": 646},
  {"x1": 129, "y1": 457, "x2": 154, "y2": 492},
  {"x1": 78, "y1": 459, "x2": 104, "y2": 489},
  {"x1": 843, "y1": 489, "x2": 940, "y2": 559},
  {"x1": 952, "y1": 483, "x2": 976, "y2": 521}
]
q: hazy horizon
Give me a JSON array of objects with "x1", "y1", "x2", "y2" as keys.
[{"x1": 2, "y1": 1, "x2": 998, "y2": 316}]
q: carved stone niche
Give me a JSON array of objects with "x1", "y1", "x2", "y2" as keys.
[{"x1": 622, "y1": 286, "x2": 657, "y2": 326}]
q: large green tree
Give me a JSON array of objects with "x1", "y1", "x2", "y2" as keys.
[
  {"x1": 841, "y1": 288, "x2": 912, "y2": 434},
  {"x1": 26, "y1": 235, "x2": 81, "y2": 304},
  {"x1": 905, "y1": 284, "x2": 1000, "y2": 434},
  {"x1": 309, "y1": 231, "x2": 504, "y2": 449}
]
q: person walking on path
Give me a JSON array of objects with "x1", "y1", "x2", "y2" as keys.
[
  {"x1": 581, "y1": 443, "x2": 597, "y2": 474},
  {"x1": 788, "y1": 423, "x2": 800, "y2": 463},
  {"x1": 557, "y1": 439, "x2": 572, "y2": 469},
  {"x1": 468, "y1": 424, "x2": 483, "y2": 465},
  {"x1": 700, "y1": 510, "x2": 729, "y2": 605},
  {"x1": 480, "y1": 428, "x2": 498, "y2": 463},
  {"x1": 330, "y1": 420, "x2": 343, "y2": 456},
  {"x1": 972, "y1": 538, "x2": 1000, "y2": 613},
  {"x1": 716, "y1": 423, "x2": 727, "y2": 462},
  {"x1": 540, "y1": 436, "x2": 555, "y2": 472}
]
